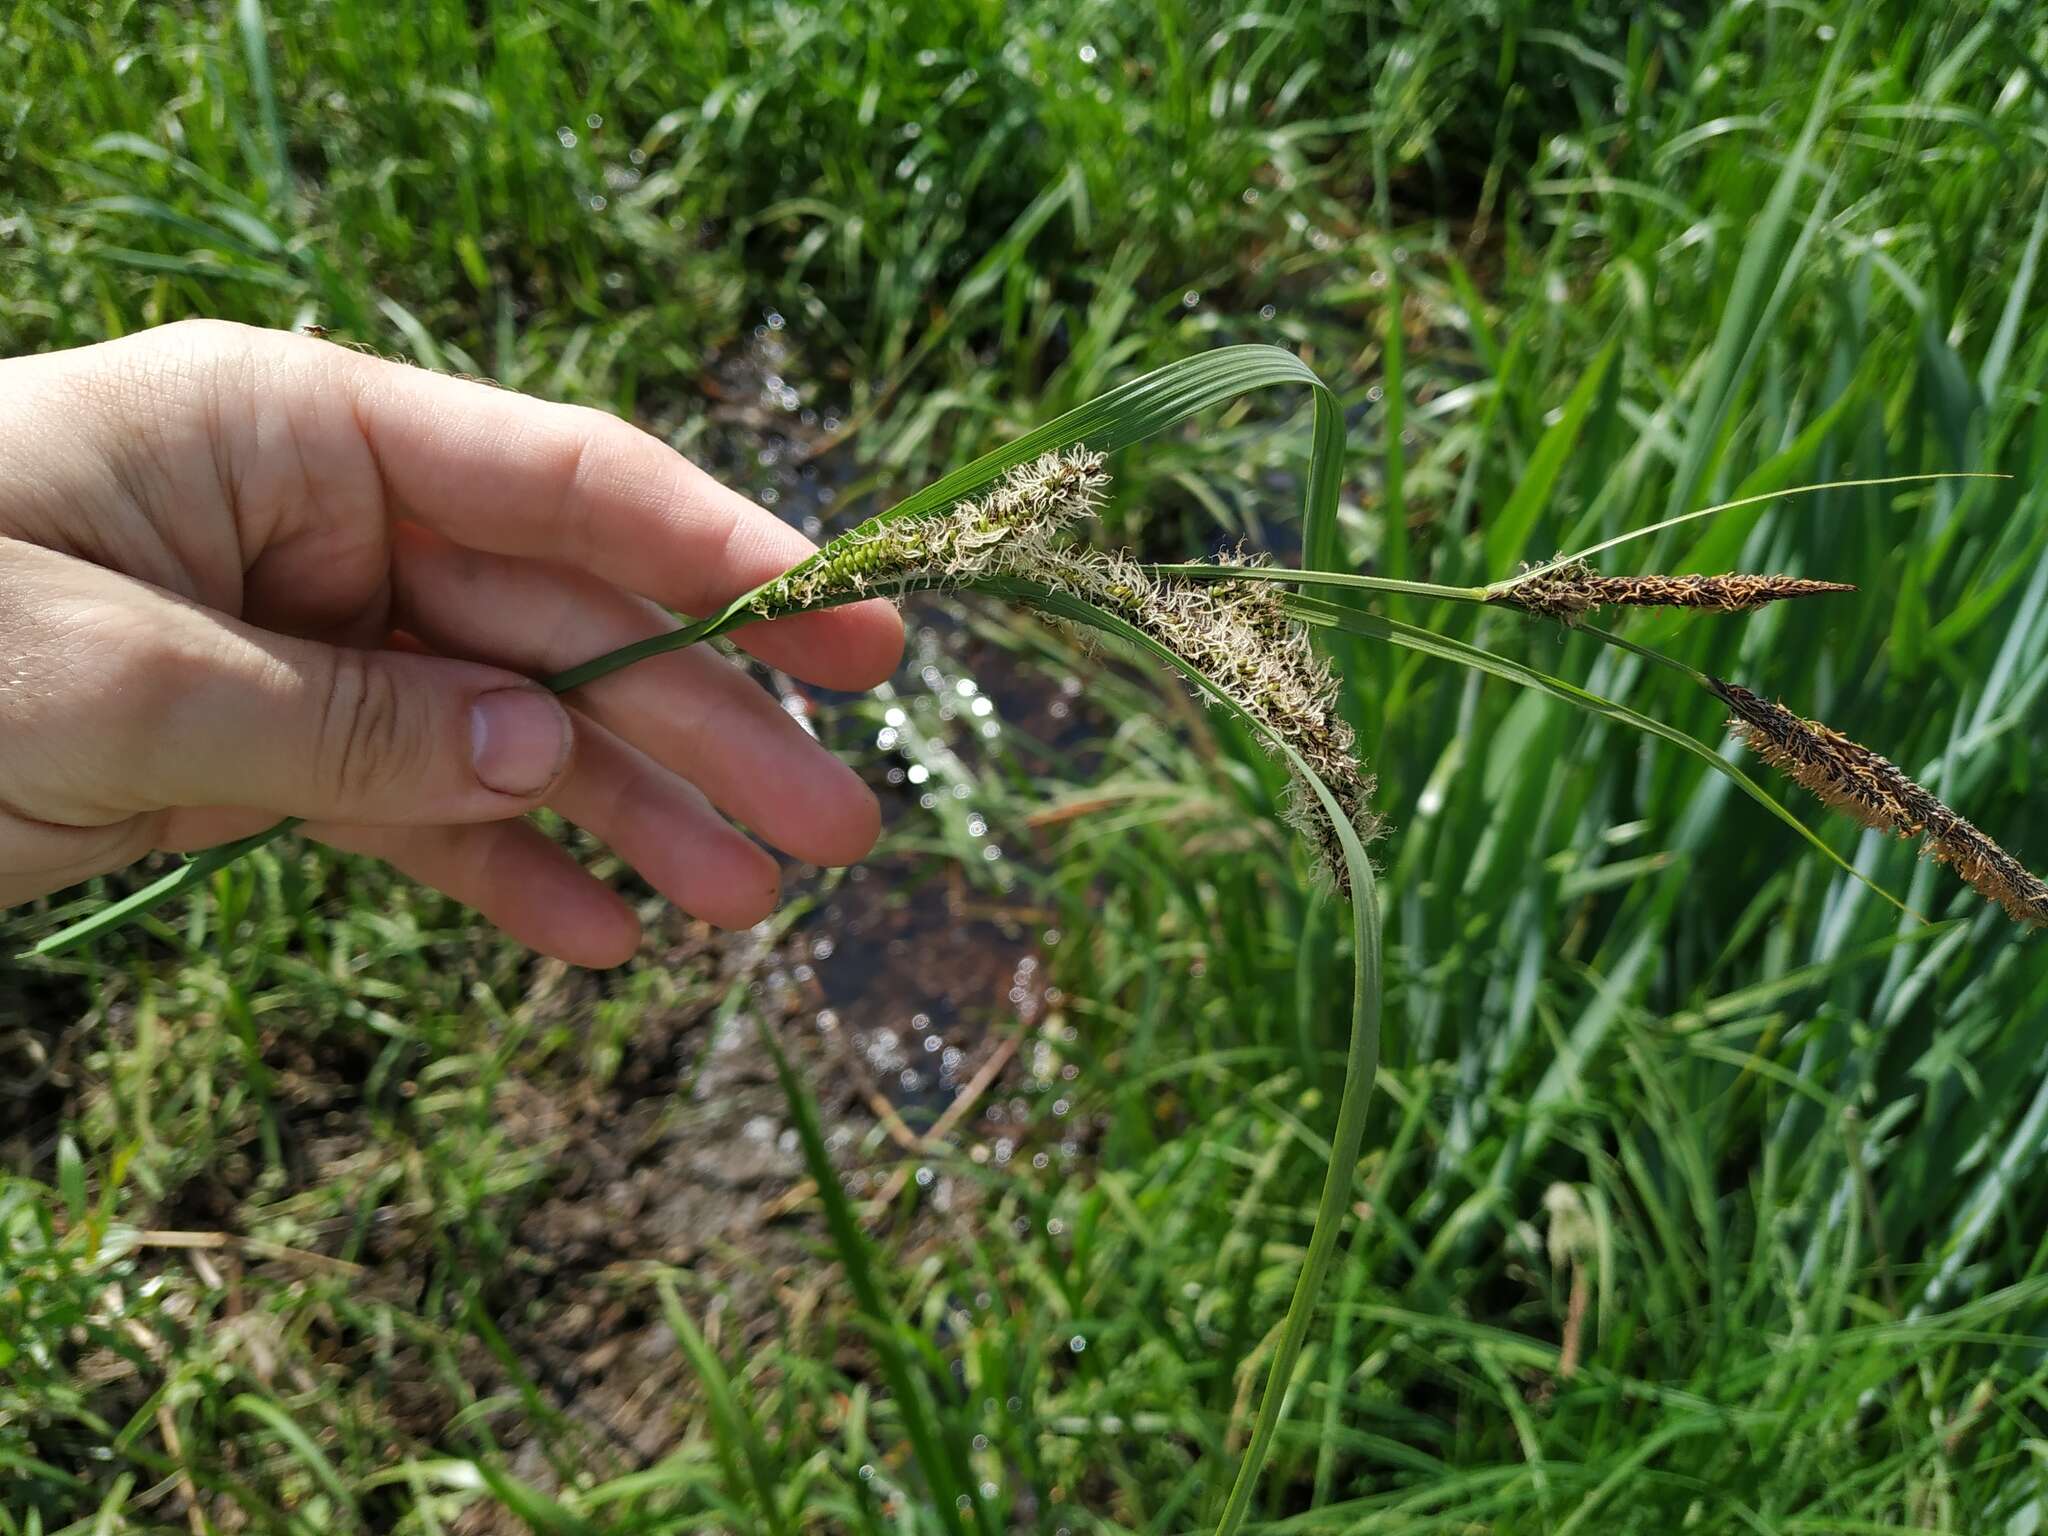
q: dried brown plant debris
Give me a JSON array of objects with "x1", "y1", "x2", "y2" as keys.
[
  {"x1": 1491, "y1": 561, "x2": 1855, "y2": 623},
  {"x1": 1710, "y1": 678, "x2": 2048, "y2": 927}
]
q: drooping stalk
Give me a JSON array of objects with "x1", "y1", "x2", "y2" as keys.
[{"x1": 1018, "y1": 582, "x2": 1382, "y2": 1534}]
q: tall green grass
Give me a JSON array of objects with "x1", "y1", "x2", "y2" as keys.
[{"x1": 7, "y1": 1, "x2": 2048, "y2": 1532}]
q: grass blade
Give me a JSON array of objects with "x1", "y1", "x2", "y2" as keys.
[
  {"x1": 1512, "y1": 474, "x2": 2006, "y2": 586},
  {"x1": 231, "y1": 1395, "x2": 363, "y2": 1529},
  {"x1": 1483, "y1": 336, "x2": 1617, "y2": 573},
  {"x1": 760, "y1": 1019, "x2": 987, "y2": 1536},
  {"x1": 652, "y1": 1279, "x2": 793, "y2": 1536}
]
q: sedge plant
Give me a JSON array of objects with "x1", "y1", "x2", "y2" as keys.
[{"x1": 21, "y1": 344, "x2": 2036, "y2": 1531}]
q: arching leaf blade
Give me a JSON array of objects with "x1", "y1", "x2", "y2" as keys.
[{"x1": 1284, "y1": 595, "x2": 1917, "y2": 921}]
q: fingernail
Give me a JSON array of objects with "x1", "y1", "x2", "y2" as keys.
[{"x1": 470, "y1": 689, "x2": 571, "y2": 796}]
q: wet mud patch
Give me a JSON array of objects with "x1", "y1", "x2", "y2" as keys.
[{"x1": 0, "y1": 965, "x2": 97, "y2": 1171}]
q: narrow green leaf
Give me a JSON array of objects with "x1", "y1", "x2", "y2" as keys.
[
  {"x1": 1662, "y1": 22, "x2": 1851, "y2": 521},
  {"x1": 56, "y1": 1137, "x2": 86, "y2": 1226},
  {"x1": 1520, "y1": 474, "x2": 2003, "y2": 585},
  {"x1": 232, "y1": 0, "x2": 289, "y2": 211},
  {"x1": 469, "y1": 1461, "x2": 597, "y2": 1536},
  {"x1": 1483, "y1": 337, "x2": 1617, "y2": 573},
  {"x1": 760, "y1": 1021, "x2": 985, "y2": 1536},
  {"x1": 232, "y1": 1395, "x2": 364, "y2": 1528},
  {"x1": 1381, "y1": 271, "x2": 1410, "y2": 607},
  {"x1": 654, "y1": 1279, "x2": 793, "y2": 1536}
]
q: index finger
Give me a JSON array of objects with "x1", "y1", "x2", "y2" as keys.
[{"x1": 333, "y1": 332, "x2": 904, "y2": 690}]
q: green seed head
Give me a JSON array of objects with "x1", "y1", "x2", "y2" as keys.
[{"x1": 748, "y1": 449, "x2": 1374, "y2": 877}]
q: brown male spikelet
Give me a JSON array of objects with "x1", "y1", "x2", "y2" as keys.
[
  {"x1": 1492, "y1": 562, "x2": 1855, "y2": 623},
  {"x1": 1710, "y1": 678, "x2": 2048, "y2": 927}
]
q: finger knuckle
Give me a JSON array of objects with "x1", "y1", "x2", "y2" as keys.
[
  {"x1": 127, "y1": 318, "x2": 254, "y2": 395},
  {"x1": 94, "y1": 621, "x2": 194, "y2": 753},
  {"x1": 316, "y1": 652, "x2": 415, "y2": 804},
  {"x1": 67, "y1": 812, "x2": 164, "y2": 876}
]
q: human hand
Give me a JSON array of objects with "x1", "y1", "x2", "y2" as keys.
[{"x1": 0, "y1": 320, "x2": 904, "y2": 966}]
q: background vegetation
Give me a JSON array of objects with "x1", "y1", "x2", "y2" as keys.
[{"x1": 6, "y1": 0, "x2": 2048, "y2": 1530}]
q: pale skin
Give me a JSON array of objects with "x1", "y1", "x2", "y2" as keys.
[{"x1": 0, "y1": 320, "x2": 906, "y2": 966}]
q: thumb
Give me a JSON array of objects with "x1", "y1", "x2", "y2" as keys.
[
  {"x1": 215, "y1": 640, "x2": 575, "y2": 824},
  {"x1": 34, "y1": 565, "x2": 575, "y2": 827}
]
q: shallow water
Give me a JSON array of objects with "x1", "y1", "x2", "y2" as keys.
[{"x1": 684, "y1": 322, "x2": 1104, "y2": 1115}]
